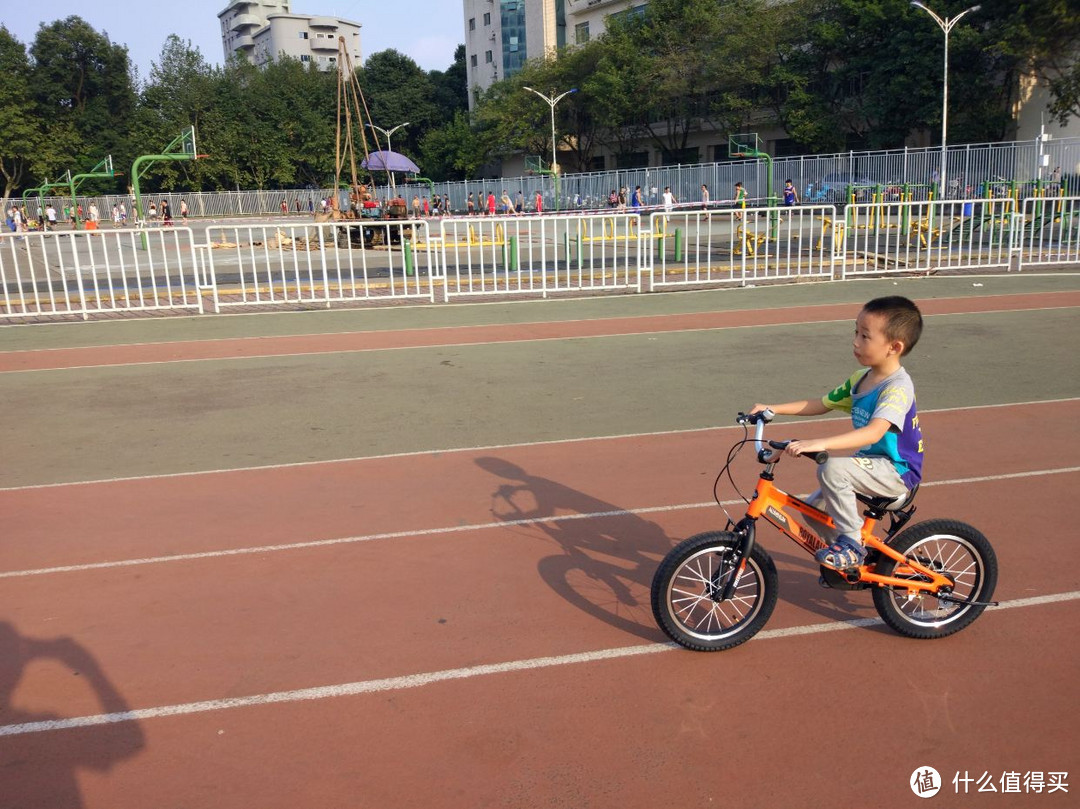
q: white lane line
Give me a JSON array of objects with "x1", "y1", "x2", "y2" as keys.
[
  {"x1": 2, "y1": 397, "x2": 1078, "y2": 493},
  {"x1": 2, "y1": 466, "x2": 1077, "y2": 580},
  {"x1": 2, "y1": 288, "x2": 1071, "y2": 354},
  {"x1": 2, "y1": 590, "x2": 1076, "y2": 738},
  {"x1": 2, "y1": 300, "x2": 1076, "y2": 374}
]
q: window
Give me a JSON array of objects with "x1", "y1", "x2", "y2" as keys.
[
  {"x1": 485, "y1": 50, "x2": 493, "y2": 63},
  {"x1": 470, "y1": 54, "x2": 478, "y2": 67},
  {"x1": 298, "y1": 31, "x2": 308, "y2": 39},
  {"x1": 469, "y1": 17, "x2": 475, "y2": 31},
  {"x1": 617, "y1": 151, "x2": 649, "y2": 169},
  {"x1": 483, "y1": 12, "x2": 491, "y2": 25},
  {"x1": 575, "y1": 22, "x2": 590, "y2": 44},
  {"x1": 300, "y1": 54, "x2": 311, "y2": 62}
]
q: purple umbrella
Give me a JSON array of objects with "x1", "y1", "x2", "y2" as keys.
[{"x1": 361, "y1": 150, "x2": 420, "y2": 173}]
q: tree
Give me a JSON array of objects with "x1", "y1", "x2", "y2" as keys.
[
  {"x1": 0, "y1": 27, "x2": 45, "y2": 202},
  {"x1": 430, "y1": 44, "x2": 469, "y2": 121},
  {"x1": 358, "y1": 50, "x2": 439, "y2": 159},
  {"x1": 30, "y1": 16, "x2": 137, "y2": 178},
  {"x1": 419, "y1": 111, "x2": 487, "y2": 179}
]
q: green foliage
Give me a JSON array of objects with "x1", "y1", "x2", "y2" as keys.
[
  {"x1": 0, "y1": 27, "x2": 45, "y2": 200},
  {"x1": 29, "y1": 16, "x2": 137, "y2": 173},
  {"x1": 420, "y1": 111, "x2": 487, "y2": 179},
  {"x1": 3, "y1": 4, "x2": 1076, "y2": 195}
]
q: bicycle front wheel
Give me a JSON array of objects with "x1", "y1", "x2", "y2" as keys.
[
  {"x1": 872, "y1": 519, "x2": 997, "y2": 639},
  {"x1": 651, "y1": 531, "x2": 778, "y2": 652}
]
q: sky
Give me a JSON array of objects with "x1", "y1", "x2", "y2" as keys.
[{"x1": 2, "y1": 0, "x2": 465, "y2": 78}]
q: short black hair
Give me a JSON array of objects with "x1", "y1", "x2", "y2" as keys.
[{"x1": 862, "y1": 296, "x2": 923, "y2": 355}]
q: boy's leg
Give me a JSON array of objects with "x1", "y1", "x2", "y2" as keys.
[{"x1": 817, "y1": 456, "x2": 909, "y2": 539}]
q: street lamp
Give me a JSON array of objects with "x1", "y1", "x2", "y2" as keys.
[
  {"x1": 366, "y1": 121, "x2": 410, "y2": 192},
  {"x1": 911, "y1": 2, "x2": 980, "y2": 200},
  {"x1": 523, "y1": 86, "x2": 578, "y2": 176}
]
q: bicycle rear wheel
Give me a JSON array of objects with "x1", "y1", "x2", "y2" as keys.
[
  {"x1": 872, "y1": 519, "x2": 997, "y2": 639},
  {"x1": 651, "y1": 531, "x2": 777, "y2": 652}
]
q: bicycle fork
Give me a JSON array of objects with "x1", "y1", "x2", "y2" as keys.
[{"x1": 717, "y1": 517, "x2": 757, "y2": 601}]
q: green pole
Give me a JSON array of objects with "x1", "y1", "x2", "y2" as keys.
[
  {"x1": 509, "y1": 235, "x2": 518, "y2": 272},
  {"x1": 413, "y1": 177, "x2": 436, "y2": 201},
  {"x1": 674, "y1": 227, "x2": 683, "y2": 262},
  {"x1": 403, "y1": 239, "x2": 414, "y2": 276},
  {"x1": 67, "y1": 157, "x2": 117, "y2": 229}
]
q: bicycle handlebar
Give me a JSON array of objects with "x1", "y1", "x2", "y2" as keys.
[{"x1": 736, "y1": 410, "x2": 829, "y2": 465}]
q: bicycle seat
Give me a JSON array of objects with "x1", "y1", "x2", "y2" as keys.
[{"x1": 856, "y1": 484, "x2": 919, "y2": 512}]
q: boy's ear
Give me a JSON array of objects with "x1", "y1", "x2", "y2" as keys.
[{"x1": 891, "y1": 339, "x2": 906, "y2": 356}]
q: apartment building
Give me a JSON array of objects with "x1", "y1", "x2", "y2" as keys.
[
  {"x1": 463, "y1": 0, "x2": 646, "y2": 108},
  {"x1": 219, "y1": 0, "x2": 362, "y2": 71}
]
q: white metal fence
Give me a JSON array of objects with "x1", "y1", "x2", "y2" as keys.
[
  {"x1": 204, "y1": 220, "x2": 437, "y2": 308},
  {"x1": 11, "y1": 136, "x2": 1078, "y2": 226},
  {"x1": 436, "y1": 214, "x2": 643, "y2": 299},
  {"x1": 840, "y1": 198, "x2": 1018, "y2": 277},
  {"x1": 2, "y1": 198, "x2": 1077, "y2": 321},
  {"x1": 0, "y1": 226, "x2": 205, "y2": 320},
  {"x1": 1015, "y1": 195, "x2": 1080, "y2": 269},
  {"x1": 650, "y1": 205, "x2": 838, "y2": 289}
]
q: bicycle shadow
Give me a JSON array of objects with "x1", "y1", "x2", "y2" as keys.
[
  {"x1": 476, "y1": 456, "x2": 673, "y2": 641},
  {"x1": 0, "y1": 621, "x2": 145, "y2": 807}
]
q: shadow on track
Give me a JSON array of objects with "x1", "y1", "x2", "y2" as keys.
[
  {"x1": 476, "y1": 456, "x2": 674, "y2": 641},
  {"x1": 0, "y1": 622, "x2": 145, "y2": 807}
]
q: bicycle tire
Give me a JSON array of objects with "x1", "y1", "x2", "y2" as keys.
[
  {"x1": 651, "y1": 531, "x2": 778, "y2": 652},
  {"x1": 872, "y1": 519, "x2": 997, "y2": 639}
]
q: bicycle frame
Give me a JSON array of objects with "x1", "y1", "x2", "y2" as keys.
[{"x1": 744, "y1": 473, "x2": 953, "y2": 592}]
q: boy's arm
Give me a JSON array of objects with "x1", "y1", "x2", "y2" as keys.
[
  {"x1": 786, "y1": 418, "x2": 892, "y2": 457},
  {"x1": 751, "y1": 400, "x2": 830, "y2": 417}
]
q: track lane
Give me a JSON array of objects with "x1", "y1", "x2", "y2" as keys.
[
  {"x1": 2, "y1": 400, "x2": 1076, "y2": 574},
  {"x1": 1, "y1": 402, "x2": 1077, "y2": 724},
  {"x1": 2, "y1": 291, "x2": 1078, "y2": 372}
]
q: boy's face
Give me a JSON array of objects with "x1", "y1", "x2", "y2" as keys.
[{"x1": 853, "y1": 310, "x2": 903, "y2": 368}]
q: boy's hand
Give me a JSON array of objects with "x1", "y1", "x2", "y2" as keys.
[
  {"x1": 750, "y1": 403, "x2": 771, "y2": 414},
  {"x1": 785, "y1": 439, "x2": 828, "y2": 458}
]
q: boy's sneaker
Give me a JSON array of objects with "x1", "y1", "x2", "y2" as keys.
[{"x1": 815, "y1": 535, "x2": 866, "y2": 571}]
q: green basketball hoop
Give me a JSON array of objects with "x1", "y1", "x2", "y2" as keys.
[
  {"x1": 524, "y1": 155, "x2": 546, "y2": 175},
  {"x1": 729, "y1": 133, "x2": 763, "y2": 159}
]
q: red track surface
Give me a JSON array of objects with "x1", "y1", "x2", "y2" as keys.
[
  {"x1": 2, "y1": 290, "x2": 1078, "y2": 372},
  {"x1": 2, "y1": 296, "x2": 1077, "y2": 808}
]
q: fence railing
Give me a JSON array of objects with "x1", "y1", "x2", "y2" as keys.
[
  {"x1": 840, "y1": 198, "x2": 1018, "y2": 277},
  {"x1": 204, "y1": 220, "x2": 437, "y2": 308},
  {"x1": 2, "y1": 197, "x2": 1077, "y2": 321},
  {"x1": 1016, "y1": 195, "x2": 1080, "y2": 269},
  {"x1": 7, "y1": 136, "x2": 1078, "y2": 226},
  {"x1": 650, "y1": 205, "x2": 838, "y2": 289},
  {"x1": 435, "y1": 214, "x2": 643, "y2": 300},
  {"x1": 0, "y1": 227, "x2": 205, "y2": 320}
]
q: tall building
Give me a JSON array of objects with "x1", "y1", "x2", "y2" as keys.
[
  {"x1": 463, "y1": 0, "x2": 646, "y2": 108},
  {"x1": 219, "y1": 0, "x2": 362, "y2": 71}
]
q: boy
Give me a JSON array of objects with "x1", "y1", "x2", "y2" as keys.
[
  {"x1": 783, "y1": 179, "x2": 799, "y2": 207},
  {"x1": 752, "y1": 296, "x2": 924, "y2": 571}
]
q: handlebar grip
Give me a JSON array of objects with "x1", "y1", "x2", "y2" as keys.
[
  {"x1": 768, "y1": 440, "x2": 829, "y2": 465},
  {"x1": 738, "y1": 409, "x2": 775, "y2": 425}
]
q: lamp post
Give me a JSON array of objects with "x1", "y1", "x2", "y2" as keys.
[
  {"x1": 911, "y1": 2, "x2": 980, "y2": 200},
  {"x1": 523, "y1": 86, "x2": 578, "y2": 208},
  {"x1": 366, "y1": 121, "x2": 410, "y2": 193}
]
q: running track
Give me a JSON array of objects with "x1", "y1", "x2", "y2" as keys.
[{"x1": 2, "y1": 281, "x2": 1078, "y2": 808}]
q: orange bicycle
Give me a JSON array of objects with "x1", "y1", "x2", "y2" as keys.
[{"x1": 651, "y1": 410, "x2": 998, "y2": 651}]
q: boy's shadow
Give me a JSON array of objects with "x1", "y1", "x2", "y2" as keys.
[
  {"x1": 477, "y1": 456, "x2": 677, "y2": 641},
  {"x1": 0, "y1": 621, "x2": 145, "y2": 807}
]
